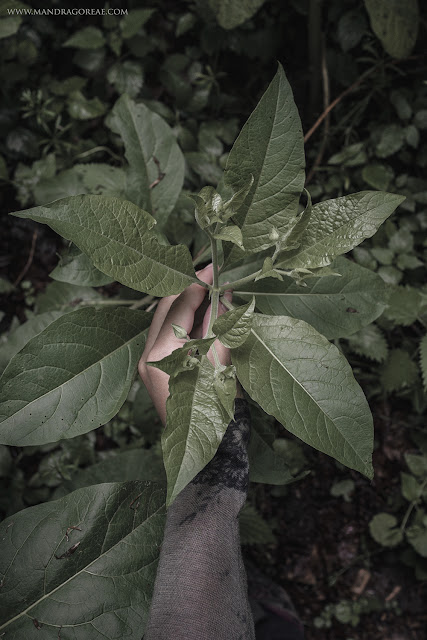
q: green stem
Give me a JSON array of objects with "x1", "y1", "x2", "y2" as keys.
[
  {"x1": 206, "y1": 236, "x2": 220, "y2": 339},
  {"x1": 220, "y1": 296, "x2": 235, "y2": 311},
  {"x1": 218, "y1": 269, "x2": 261, "y2": 292}
]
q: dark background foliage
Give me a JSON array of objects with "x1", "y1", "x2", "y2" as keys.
[{"x1": 1, "y1": 1, "x2": 427, "y2": 637}]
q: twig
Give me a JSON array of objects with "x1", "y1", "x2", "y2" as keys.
[
  {"x1": 149, "y1": 156, "x2": 165, "y2": 189},
  {"x1": 304, "y1": 54, "x2": 426, "y2": 144},
  {"x1": 306, "y1": 35, "x2": 330, "y2": 185},
  {"x1": 13, "y1": 230, "x2": 37, "y2": 287}
]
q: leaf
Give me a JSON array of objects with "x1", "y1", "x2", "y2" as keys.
[
  {"x1": 120, "y1": 8, "x2": 156, "y2": 38},
  {"x1": 213, "y1": 224, "x2": 245, "y2": 249},
  {"x1": 53, "y1": 450, "x2": 165, "y2": 499},
  {"x1": 162, "y1": 357, "x2": 230, "y2": 505},
  {"x1": 405, "y1": 453, "x2": 427, "y2": 478},
  {"x1": 362, "y1": 164, "x2": 394, "y2": 191},
  {"x1": 213, "y1": 298, "x2": 255, "y2": 348},
  {"x1": 276, "y1": 192, "x2": 405, "y2": 270},
  {"x1": 328, "y1": 143, "x2": 367, "y2": 167},
  {"x1": 208, "y1": 0, "x2": 267, "y2": 29},
  {"x1": 12, "y1": 195, "x2": 197, "y2": 296},
  {"x1": 108, "y1": 95, "x2": 185, "y2": 225},
  {"x1": 0, "y1": 481, "x2": 165, "y2": 638},
  {"x1": 380, "y1": 349, "x2": 419, "y2": 392},
  {"x1": 213, "y1": 365, "x2": 237, "y2": 421},
  {"x1": 35, "y1": 282, "x2": 101, "y2": 313},
  {"x1": 347, "y1": 324, "x2": 389, "y2": 363},
  {"x1": 248, "y1": 423, "x2": 295, "y2": 485},
  {"x1": 330, "y1": 479, "x2": 355, "y2": 502},
  {"x1": 107, "y1": 61, "x2": 144, "y2": 98},
  {"x1": 51, "y1": 244, "x2": 113, "y2": 287},
  {"x1": 75, "y1": 163, "x2": 127, "y2": 197},
  {"x1": 364, "y1": 0, "x2": 419, "y2": 59},
  {"x1": 67, "y1": 91, "x2": 106, "y2": 120},
  {"x1": 369, "y1": 513, "x2": 403, "y2": 547},
  {"x1": 0, "y1": 308, "x2": 152, "y2": 446},
  {"x1": 63, "y1": 26, "x2": 105, "y2": 49},
  {"x1": 239, "y1": 504, "x2": 276, "y2": 545},
  {"x1": 376, "y1": 124, "x2": 405, "y2": 158},
  {"x1": 406, "y1": 511, "x2": 427, "y2": 557},
  {"x1": 383, "y1": 286, "x2": 422, "y2": 326},
  {"x1": 420, "y1": 335, "x2": 427, "y2": 390},
  {"x1": 401, "y1": 472, "x2": 423, "y2": 502},
  {"x1": 223, "y1": 63, "x2": 305, "y2": 255},
  {"x1": 0, "y1": 311, "x2": 64, "y2": 375},
  {"x1": 236, "y1": 257, "x2": 389, "y2": 340},
  {"x1": 232, "y1": 314, "x2": 374, "y2": 477}
]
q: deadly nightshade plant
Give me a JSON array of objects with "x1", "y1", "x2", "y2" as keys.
[{"x1": 0, "y1": 65, "x2": 403, "y2": 638}]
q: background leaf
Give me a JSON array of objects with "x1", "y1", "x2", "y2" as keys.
[
  {"x1": 0, "y1": 308, "x2": 151, "y2": 446},
  {"x1": 0, "y1": 481, "x2": 165, "y2": 638},
  {"x1": 364, "y1": 0, "x2": 419, "y2": 59},
  {"x1": 232, "y1": 314, "x2": 374, "y2": 477},
  {"x1": 107, "y1": 95, "x2": 185, "y2": 226},
  {"x1": 51, "y1": 244, "x2": 113, "y2": 287}
]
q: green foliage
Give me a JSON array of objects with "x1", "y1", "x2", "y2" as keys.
[{"x1": 0, "y1": 482, "x2": 165, "y2": 638}]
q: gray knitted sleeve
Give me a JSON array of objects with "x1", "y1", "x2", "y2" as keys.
[{"x1": 144, "y1": 398, "x2": 255, "y2": 640}]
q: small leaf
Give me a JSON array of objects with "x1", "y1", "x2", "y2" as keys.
[
  {"x1": 406, "y1": 511, "x2": 427, "y2": 557},
  {"x1": 405, "y1": 453, "x2": 427, "y2": 478},
  {"x1": 239, "y1": 504, "x2": 276, "y2": 545},
  {"x1": 172, "y1": 323, "x2": 188, "y2": 340},
  {"x1": 0, "y1": 482, "x2": 165, "y2": 637},
  {"x1": 148, "y1": 338, "x2": 216, "y2": 376},
  {"x1": 383, "y1": 286, "x2": 422, "y2": 326},
  {"x1": 276, "y1": 192, "x2": 405, "y2": 270},
  {"x1": 162, "y1": 357, "x2": 230, "y2": 505},
  {"x1": 330, "y1": 479, "x2": 355, "y2": 502},
  {"x1": 67, "y1": 91, "x2": 106, "y2": 120},
  {"x1": 347, "y1": 325, "x2": 388, "y2": 363},
  {"x1": 213, "y1": 364, "x2": 237, "y2": 421},
  {"x1": 214, "y1": 224, "x2": 245, "y2": 249},
  {"x1": 254, "y1": 256, "x2": 283, "y2": 281},
  {"x1": 63, "y1": 26, "x2": 105, "y2": 49},
  {"x1": 223, "y1": 64, "x2": 305, "y2": 256},
  {"x1": 364, "y1": 0, "x2": 419, "y2": 59},
  {"x1": 213, "y1": 298, "x2": 255, "y2": 348},
  {"x1": 401, "y1": 472, "x2": 423, "y2": 502},
  {"x1": 120, "y1": 8, "x2": 156, "y2": 38},
  {"x1": 208, "y1": 0, "x2": 267, "y2": 29},
  {"x1": 12, "y1": 195, "x2": 197, "y2": 296},
  {"x1": 232, "y1": 314, "x2": 374, "y2": 477},
  {"x1": 380, "y1": 349, "x2": 419, "y2": 392},
  {"x1": 248, "y1": 423, "x2": 295, "y2": 485},
  {"x1": 0, "y1": 308, "x2": 152, "y2": 446},
  {"x1": 369, "y1": 513, "x2": 403, "y2": 547}
]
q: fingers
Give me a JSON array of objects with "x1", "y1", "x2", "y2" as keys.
[{"x1": 143, "y1": 264, "x2": 213, "y2": 362}]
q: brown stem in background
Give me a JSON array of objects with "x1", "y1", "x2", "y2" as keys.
[
  {"x1": 13, "y1": 230, "x2": 37, "y2": 287},
  {"x1": 306, "y1": 35, "x2": 330, "y2": 185}
]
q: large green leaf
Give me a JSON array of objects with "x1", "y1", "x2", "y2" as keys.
[
  {"x1": 0, "y1": 481, "x2": 165, "y2": 639},
  {"x1": 0, "y1": 311, "x2": 64, "y2": 375},
  {"x1": 51, "y1": 244, "x2": 113, "y2": 287},
  {"x1": 0, "y1": 308, "x2": 151, "y2": 446},
  {"x1": 223, "y1": 64, "x2": 305, "y2": 255},
  {"x1": 232, "y1": 314, "x2": 374, "y2": 477},
  {"x1": 276, "y1": 191, "x2": 404, "y2": 269},
  {"x1": 12, "y1": 195, "x2": 197, "y2": 296},
  {"x1": 234, "y1": 257, "x2": 389, "y2": 339},
  {"x1": 161, "y1": 357, "x2": 230, "y2": 505},
  {"x1": 108, "y1": 95, "x2": 185, "y2": 225},
  {"x1": 364, "y1": 0, "x2": 419, "y2": 59}
]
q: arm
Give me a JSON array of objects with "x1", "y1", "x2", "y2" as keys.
[{"x1": 139, "y1": 265, "x2": 255, "y2": 640}]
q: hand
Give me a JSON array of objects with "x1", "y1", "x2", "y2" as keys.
[{"x1": 138, "y1": 264, "x2": 231, "y2": 424}]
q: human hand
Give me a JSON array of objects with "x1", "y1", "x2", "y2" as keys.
[{"x1": 138, "y1": 264, "x2": 232, "y2": 424}]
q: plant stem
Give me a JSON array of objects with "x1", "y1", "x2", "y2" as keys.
[
  {"x1": 218, "y1": 269, "x2": 261, "y2": 292},
  {"x1": 206, "y1": 236, "x2": 220, "y2": 338},
  {"x1": 220, "y1": 296, "x2": 234, "y2": 311}
]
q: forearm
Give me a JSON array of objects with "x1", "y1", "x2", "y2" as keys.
[{"x1": 144, "y1": 399, "x2": 254, "y2": 640}]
